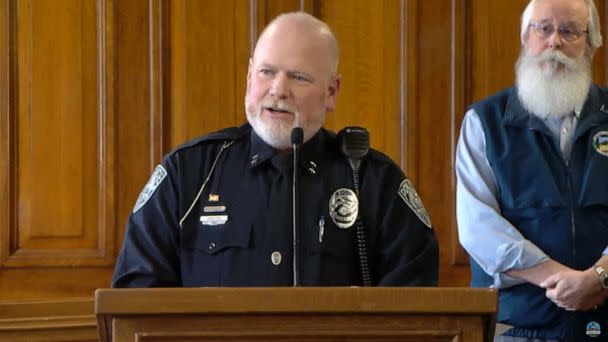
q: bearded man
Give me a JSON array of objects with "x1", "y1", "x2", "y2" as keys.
[
  {"x1": 456, "y1": 0, "x2": 608, "y2": 340},
  {"x1": 112, "y1": 12, "x2": 438, "y2": 289}
]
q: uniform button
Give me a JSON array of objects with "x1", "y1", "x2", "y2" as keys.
[
  {"x1": 208, "y1": 242, "x2": 216, "y2": 250},
  {"x1": 271, "y1": 251, "x2": 282, "y2": 265}
]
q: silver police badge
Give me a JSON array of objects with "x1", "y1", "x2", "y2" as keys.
[
  {"x1": 398, "y1": 179, "x2": 432, "y2": 228},
  {"x1": 133, "y1": 165, "x2": 167, "y2": 213},
  {"x1": 329, "y1": 188, "x2": 358, "y2": 229}
]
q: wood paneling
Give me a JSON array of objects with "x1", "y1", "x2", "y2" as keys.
[
  {"x1": 168, "y1": 0, "x2": 250, "y2": 148},
  {"x1": 114, "y1": 0, "x2": 154, "y2": 262},
  {"x1": 1, "y1": 0, "x2": 115, "y2": 267},
  {"x1": 0, "y1": 0, "x2": 12, "y2": 269},
  {"x1": 1, "y1": 0, "x2": 608, "y2": 301},
  {"x1": 405, "y1": 0, "x2": 469, "y2": 285},
  {"x1": 0, "y1": 297, "x2": 97, "y2": 341},
  {"x1": 319, "y1": 0, "x2": 403, "y2": 164},
  {"x1": 0, "y1": 268, "x2": 113, "y2": 300}
]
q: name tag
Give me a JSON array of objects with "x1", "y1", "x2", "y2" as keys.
[
  {"x1": 203, "y1": 205, "x2": 226, "y2": 213},
  {"x1": 200, "y1": 215, "x2": 228, "y2": 226}
]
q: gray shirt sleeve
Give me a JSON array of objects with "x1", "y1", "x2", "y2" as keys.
[{"x1": 455, "y1": 109, "x2": 550, "y2": 288}]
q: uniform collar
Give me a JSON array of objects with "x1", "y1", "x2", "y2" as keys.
[
  {"x1": 504, "y1": 85, "x2": 608, "y2": 139},
  {"x1": 248, "y1": 127, "x2": 329, "y2": 176},
  {"x1": 248, "y1": 129, "x2": 276, "y2": 168}
]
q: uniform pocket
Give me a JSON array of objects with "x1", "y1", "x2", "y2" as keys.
[
  {"x1": 184, "y1": 221, "x2": 252, "y2": 254},
  {"x1": 180, "y1": 222, "x2": 252, "y2": 286},
  {"x1": 307, "y1": 217, "x2": 356, "y2": 260}
]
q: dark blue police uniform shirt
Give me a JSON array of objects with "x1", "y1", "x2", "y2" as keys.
[{"x1": 112, "y1": 124, "x2": 439, "y2": 287}]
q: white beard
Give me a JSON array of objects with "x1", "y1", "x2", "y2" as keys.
[
  {"x1": 516, "y1": 48, "x2": 591, "y2": 119},
  {"x1": 245, "y1": 96, "x2": 297, "y2": 150},
  {"x1": 245, "y1": 96, "x2": 325, "y2": 150}
]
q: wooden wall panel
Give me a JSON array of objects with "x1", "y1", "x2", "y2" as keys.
[
  {"x1": 254, "y1": 0, "x2": 307, "y2": 36},
  {"x1": 0, "y1": 0, "x2": 12, "y2": 269},
  {"x1": 1, "y1": 0, "x2": 115, "y2": 268},
  {"x1": 2, "y1": 0, "x2": 608, "y2": 302},
  {"x1": 404, "y1": 0, "x2": 467, "y2": 285},
  {"x1": 319, "y1": 0, "x2": 403, "y2": 164},
  {"x1": 114, "y1": 0, "x2": 154, "y2": 260},
  {"x1": 0, "y1": 298, "x2": 96, "y2": 341},
  {"x1": 168, "y1": 0, "x2": 250, "y2": 149}
]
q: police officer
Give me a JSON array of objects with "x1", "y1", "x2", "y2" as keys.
[{"x1": 112, "y1": 12, "x2": 439, "y2": 288}]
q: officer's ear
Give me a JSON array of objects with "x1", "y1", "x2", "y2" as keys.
[
  {"x1": 325, "y1": 74, "x2": 341, "y2": 112},
  {"x1": 247, "y1": 58, "x2": 253, "y2": 83}
]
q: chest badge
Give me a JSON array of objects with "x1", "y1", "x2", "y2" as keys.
[
  {"x1": 586, "y1": 321, "x2": 601, "y2": 338},
  {"x1": 329, "y1": 188, "x2": 358, "y2": 229},
  {"x1": 592, "y1": 131, "x2": 608, "y2": 157}
]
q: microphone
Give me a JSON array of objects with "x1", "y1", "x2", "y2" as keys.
[{"x1": 290, "y1": 127, "x2": 303, "y2": 287}]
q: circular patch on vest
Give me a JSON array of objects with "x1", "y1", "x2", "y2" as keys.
[
  {"x1": 592, "y1": 131, "x2": 608, "y2": 157},
  {"x1": 329, "y1": 188, "x2": 358, "y2": 229}
]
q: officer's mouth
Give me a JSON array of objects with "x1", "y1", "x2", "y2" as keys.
[{"x1": 264, "y1": 106, "x2": 294, "y2": 118}]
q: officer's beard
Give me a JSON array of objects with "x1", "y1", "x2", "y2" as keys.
[
  {"x1": 245, "y1": 97, "x2": 324, "y2": 150},
  {"x1": 516, "y1": 47, "x2": 591, "y2": 119}
]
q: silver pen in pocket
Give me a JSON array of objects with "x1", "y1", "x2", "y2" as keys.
[{"x1": 318, "y1": 216, "x2": 325, "y2": 243}]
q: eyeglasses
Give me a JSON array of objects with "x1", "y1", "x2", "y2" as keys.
[{"x1": 529, "y1": 21, "x2": 588, "y2": 42}]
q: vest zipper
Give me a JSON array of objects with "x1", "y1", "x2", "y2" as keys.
[{"x1": 565, "y1": 158, "x2": 576, "y2": 264}]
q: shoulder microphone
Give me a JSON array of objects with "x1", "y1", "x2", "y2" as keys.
[
  {"x1": 290, "y1": 127, "x2": 303, "y2": 286},
  {"x1": 338, "y1": 126, "x2": 372, "y2": 286}
]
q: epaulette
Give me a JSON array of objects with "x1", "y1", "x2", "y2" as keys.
[
  {"x1": 368, "y1": 147, "x2": 400, "y2": 168},
  {"x1": 168, "y1": 124, "x2": 250, "y2": 155}
]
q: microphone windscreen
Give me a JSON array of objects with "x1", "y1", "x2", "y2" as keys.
[{"x1": 291, "y1": 127, "x2": 304, "y2": 145}]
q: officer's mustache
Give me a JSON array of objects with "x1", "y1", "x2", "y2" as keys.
[{"x1": 260, "y1": 99, "x2": 295, "y2": 115}]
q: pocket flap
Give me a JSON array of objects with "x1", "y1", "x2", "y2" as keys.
[{"x1": 183, "y1": 221, "x2": 252, "y2": 255}]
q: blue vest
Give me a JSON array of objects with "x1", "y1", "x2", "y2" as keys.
[{"x1": 471, "y1": 86, "x2": 608, "y2": 340}]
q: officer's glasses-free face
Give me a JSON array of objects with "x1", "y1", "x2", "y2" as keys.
[{"x1": 528, "y1": 21, "x2": 588, "y2": 42}]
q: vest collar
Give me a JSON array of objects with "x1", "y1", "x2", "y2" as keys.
[{"x1": 503, "y1": 85, "x2": 608, "y2": 140}]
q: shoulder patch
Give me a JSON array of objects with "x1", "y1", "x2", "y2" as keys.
[
  {"x1": 133, "y1": 165, "x2": 167, "y2": 213},
  {"x1": 398, "y1": 179, "x2": 432, "y2": 228}
]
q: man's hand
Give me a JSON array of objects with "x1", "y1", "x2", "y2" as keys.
[{"x1": 540, "y1": 269, "x2": 605, "y2": 311}]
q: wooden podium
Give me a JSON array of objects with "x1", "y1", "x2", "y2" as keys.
[{"x1": 95, "y1": 287, "x2": 497, "y2": 342}]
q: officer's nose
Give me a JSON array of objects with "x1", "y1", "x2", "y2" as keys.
[{"x1": 269, "y1": 73, "x2": 289, "y2": 99}]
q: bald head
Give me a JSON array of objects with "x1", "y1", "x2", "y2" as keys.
[
  {"x1": 253, "y1": 12, "x2": 339, "y2": 76},
  {"x1": 245, "y1": 12, "x2": 342, "y2": 150}
]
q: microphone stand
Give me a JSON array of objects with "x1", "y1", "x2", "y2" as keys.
[{"x1": 290, "y1": 127, "x2": 303, "y2": 287}]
